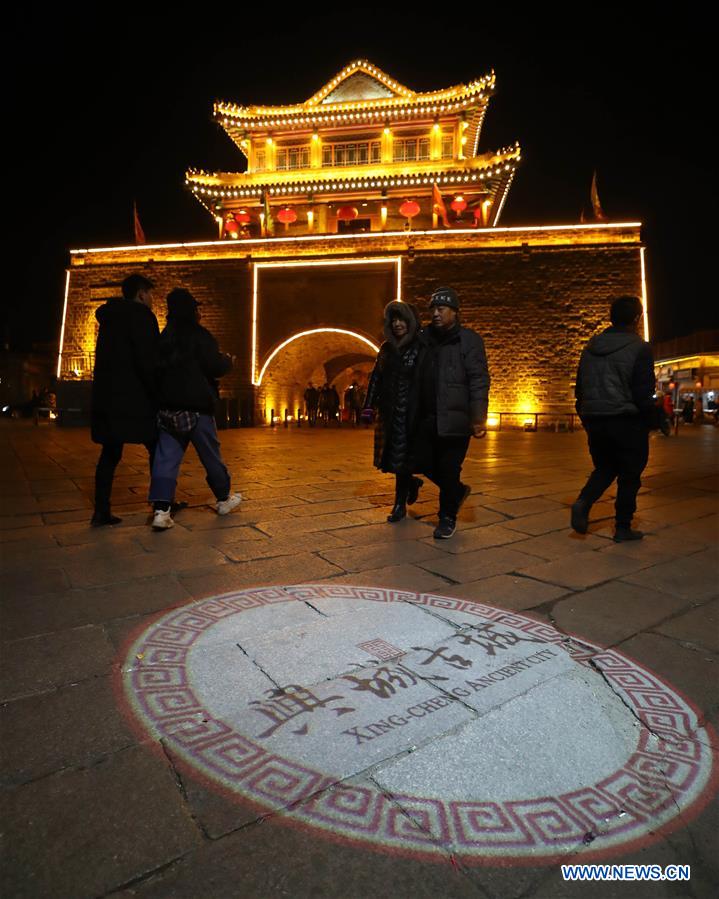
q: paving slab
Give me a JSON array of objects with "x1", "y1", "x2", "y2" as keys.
[
  {"x1": 480, "y1": 496, "x2": 566, "y2": 517},
  {"x1": 653, "y1": 597, "x2": 719, "y2": 653},
  {"x1": 256, "y1": 510, "x2": 372, "y2": 537},
  {"x1": 62, "y1": 545, "x2": 230, "y2": 588},
  {"x1": 419, "y1": 523, "x2": 531, "y2": 554},
  {"x1": 0, "y1": 676, "x2": 137, "y2": 785},
  {"x1": 518, "y1": 550, "x2": 653, "y2": 590},
  {"x1": 313, "y1": 564, "x2": 452, "y2": 593},
  {"x1": 502, "y1": 508, "x2": 588, "y2": 536},
  {"x1": 1, "y1": 745, "x2": 202, "y2": 899},
  {"x1": 219, "y1": 530, "x2": 349, "y2": 562},
  {"x1": 444, "y1": 574, "x2": 573, "y2": 610},
  {"x1": 418, "y1": 545, "x2": 549, "y2": 582},
  {"x1": 110, "y1": 806, "x2": 479, "y2": 899},
  {"x1": 331, "y1": 518, "x2": 436, "y2": 545},
  {"x1": 318, "y1": 539, "x2": 448, "y2": 573},
  {"x1": 509, "y1": 530, "x2": 611, "y2": 561},
  {"x1": 638, "y1": 496, "x2": 718, "y2": 528},
  {"x1": 621, "y1": 549, "x2": 719, "y2": 601},
  {"x1": 0, "y1": 624, "x2": 116, "y2": 701},
  {"x1": 0, "y1": 565, "x2": 69, "y2": 596},
  {"x1": 178, "y1": 553, "x2": 344, "y2": 598},
  {"x1": 551, "y1": 581, "x2": 695, "y2": 647}
]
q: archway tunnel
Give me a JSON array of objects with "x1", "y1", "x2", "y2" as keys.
[{"x1": 256, "y1": 330, "x2": 378, "y2": 424}]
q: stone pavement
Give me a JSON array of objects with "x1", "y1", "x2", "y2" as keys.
[{"x1": 0, "y1": 419, "x2": 717, "y2": 899}]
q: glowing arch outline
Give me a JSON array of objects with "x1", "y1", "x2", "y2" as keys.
[{"x1": 255, "y1": 327, "x2": 380, "y2": 387}]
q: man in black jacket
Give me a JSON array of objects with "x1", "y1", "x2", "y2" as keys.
[
  {"x1": 90, "y1": 274, "x2": 159, "y2": 526},
  {"x1": 417, "y1": 287, "x2": 490, "y2": 539},
  {"x1": 572, "y1": 295, "x2": 655, "y2": 542}
]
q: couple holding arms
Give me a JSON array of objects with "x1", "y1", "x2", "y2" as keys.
[{"x1": 90, "y1": 275, "x2": 240, "y2": 530}]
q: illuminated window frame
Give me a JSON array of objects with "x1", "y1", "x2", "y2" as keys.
[{"x1": 251, "y1": 256, "x2": 402, "y2": 385}]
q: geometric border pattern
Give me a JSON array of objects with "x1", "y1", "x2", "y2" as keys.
[{"x1": 121, "y1": 584, "x2": 716, "y2": 861}]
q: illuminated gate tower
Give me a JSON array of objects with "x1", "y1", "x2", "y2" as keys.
[{"x1": 59, "y1": 60, "x2": 647, "y2": 426}]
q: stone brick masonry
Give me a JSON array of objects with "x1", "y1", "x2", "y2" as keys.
[{"x1": 59, "y1": 226, "x2": 643, "y2": 422}]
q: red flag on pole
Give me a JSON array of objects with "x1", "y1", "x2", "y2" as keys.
[
  {"x1": 432, "y1": 182, "x2": 449, "y2": 227},
  {"x1": 133, "y1": 200, "x2": 146, "y2": 244},
  {"x1": 590, "y1": 171, "x2": 608, "y2": 222}
]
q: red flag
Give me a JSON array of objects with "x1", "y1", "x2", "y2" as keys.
[
  {"x1": 432, "y1": 182, "x2": 449, "y2": 227},
  {"x1": 133, "y1": 200, "x2": 146, "y2": 244},
  {"x1": 590, "y1": 172, "x2": 608, "y2": 222}
]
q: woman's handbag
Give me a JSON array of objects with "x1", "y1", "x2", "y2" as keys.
[{"x1": 157, "y1": 409, "x2": 199, "y2": 435}]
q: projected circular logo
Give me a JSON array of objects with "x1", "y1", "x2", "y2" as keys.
[{"x1": 120, "y1": 585, "x2": 716, "y2": 863}]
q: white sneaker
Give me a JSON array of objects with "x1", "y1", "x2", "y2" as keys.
[
  {"x1": 216, "y1": 492, "x2": 242, "y2": 515},
  {"x1": 152, "y1": 509, "x2": 174, "y2": 530}
]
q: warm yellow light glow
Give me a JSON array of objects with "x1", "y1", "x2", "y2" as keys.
[
  {"x1": 70, "y1": 222, "x2": 643, "y2": 256},
  {"x1": 255, "y1": 328, "x2": 380, "y2": 386},
  {"x1": 307, "y1": 210, "x2": 314, "y2": 230},
  {"x1": 640, "y1": 246, "x2": 650, "y2": 342},
  {"x1": 56, "y1": 269, "x2": 71, "y2": 379},
  {"x1": 487, "y1": 414, "x2": 500, "y2": 428},
  {"x1": 251, "y1": 264, "x2": 259, "y2": 383}
]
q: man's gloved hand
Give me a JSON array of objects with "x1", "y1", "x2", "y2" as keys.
[
  {"x1": 472, "y1": 422, "x2": 487, "y2": 439},
  {"x1": 360, "y1": 407, "x2": 375, "y2": 425}
]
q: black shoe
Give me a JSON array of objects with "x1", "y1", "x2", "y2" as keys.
[
  {"x1": 570, "y1": 499, "x2": 590, "y2": 534},
  {"x1": 457, "y1": 483, "x2": 472, "y2": 511},
  {"x1": 614, "y1": 527, "x2": 644, "y2": 543},
  {"x1": 407, "y1": 477, "x2": 423, "y2": 505},
  {"x1": 91, "y1": 513, "x2": 122, "y2": 528},
  {"x1": 433, "y1": 517, "x2": 456, "y2": 539},
  {"x1": 387, "y1": 503, "x2": 407, "y2": 523},
  {"x1": 170, "y1": 501, "x2": 189, "y2": 516}
]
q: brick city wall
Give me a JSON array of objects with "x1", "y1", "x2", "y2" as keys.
[{"x1": 60, "y1": 231, "x2": 643, "y2": 422}]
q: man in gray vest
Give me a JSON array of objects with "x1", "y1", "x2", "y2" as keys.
[{"x1": 572, "y1": 295, "x2": 655, "y2": 542}]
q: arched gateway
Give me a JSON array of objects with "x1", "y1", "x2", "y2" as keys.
[{"x1": 256, "y1": 328, "x2": 379, "y2": 423}]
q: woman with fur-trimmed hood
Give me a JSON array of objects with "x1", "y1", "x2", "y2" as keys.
[{"x1": 363, "y1": 301, "x2": 425, "y2": 522}]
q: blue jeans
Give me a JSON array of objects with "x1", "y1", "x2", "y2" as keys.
[{"x1": 149, "y1": 414, "x2": 231, "y2": 506}]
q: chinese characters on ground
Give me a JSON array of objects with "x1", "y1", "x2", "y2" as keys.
[{"x1": 247, "y1": 622, "x2": 555, "y2": 743}]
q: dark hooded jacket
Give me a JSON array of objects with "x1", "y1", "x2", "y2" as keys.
[
  {"x1": 365, "y1": 302, "x2": 424, "y2": 472},
  {"x1": 91, "y1": 297, "x2": 160, "y2": 444},
  {"x1": 418, "y1": 321, "x2": 490, "y2": 437},
  {"x1": 575, "y1": 328, "x2": 655, "y2": 419},
  {"x1": 155, "y1": 322, "x2": 232, "y2": 414}
]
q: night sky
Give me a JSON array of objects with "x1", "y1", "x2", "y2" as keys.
[{"x1": 10, "y1": 13, "x2": 713, "y2": 351}]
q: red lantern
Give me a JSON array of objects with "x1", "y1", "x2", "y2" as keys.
[
  {"x1": 235, "y1": 209, "x2": 251, "y2": 224},
  {"x1": 224, "y1": 220, "x2": 239, "y2": 234},
  {"x1": 337, "y1": 205, "x2": 359, "y2": 221},
  {"x1": 399, "y1": 199, "x2": 420, "y2": 219},
  {"x1": 277, "y1": 207, "x2": 297, "y2": 225},
  {"x1": 451, "y1": 195, "x2": 468, "y2": 214}
]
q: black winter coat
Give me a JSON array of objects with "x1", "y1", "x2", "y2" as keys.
[
  {"x1": 366, "y1": 301, "x2": 425, "y2": 473},
  {"x1": 91, "y1": 297, "x2": 160, "y2": 445},
  {"x1": 575, "y1": 328, "x2": 655, "y2": 420},
  {"x1": 156, "y1": 324, "x2": 232, "y2": 413},
  {"x1": 421, "y1": 324, "x2": 490, "y2": 437}
]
